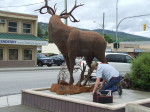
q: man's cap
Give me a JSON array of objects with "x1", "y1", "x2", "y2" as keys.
[{"x1": 91, "y1": 61, "x2": 98, "y2": 68}]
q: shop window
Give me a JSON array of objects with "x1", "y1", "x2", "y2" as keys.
[
  {"x1": 8, "y1": 22, "x2": 18, "y2": 33},
  {"x1": 0, "y1": 49, "x2": 3, "y2": 60},
  {"x1": 23, "y1": 49, "x2": 32, "y2": 60},
  {"x1": 9, "y1": 49, "x2": 18, "y2": 60},
  {"x1": 23, "y1": 23, "x2": 31, "y2": 34}
]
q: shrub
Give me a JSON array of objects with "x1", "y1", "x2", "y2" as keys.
[{"x1": 128, "y1": 53, "x2": 150, "y2": 91}]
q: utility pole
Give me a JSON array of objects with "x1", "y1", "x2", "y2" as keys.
[
  {"x1": 116, "y1": 0, "x2": 119, "y2": 50},
  {"x1": 103, "y1": 12, "x2": 105, "y2": 38},
  {"x1": 64, "y1": 0, "x2": 67, "y2": 25},
  {"x1": 117, "y1": 14, "x2": 150, "y2": 30},
  {"x1": 93, "y1": 12, "x2": 105, "y2": 38}
]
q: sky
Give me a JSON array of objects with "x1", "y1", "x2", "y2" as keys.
[{"x1": 0, "y1": 0, "x2": 150, "y2": 37}]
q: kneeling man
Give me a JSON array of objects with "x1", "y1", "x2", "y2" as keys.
[{"x1": 91, "y1": 61, "x2": 122, "y2": 96}]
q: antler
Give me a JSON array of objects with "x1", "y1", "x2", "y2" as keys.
[
  {"x1": 60, "y1": 0, "x2": 84, "y2": 22},
  {"x1": 54, "y1": 3, "x2": 57, "y2": 13},
  {"x1": 35, "y1": 0, "x2": 56, "y2": 15},
  {"x1": 69, "y1": 0, "x2": 84, "y2": 14}
]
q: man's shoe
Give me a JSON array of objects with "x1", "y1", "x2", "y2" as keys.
[{"x1": 117, "y1": 83, "x2": 122, "y2": 96}]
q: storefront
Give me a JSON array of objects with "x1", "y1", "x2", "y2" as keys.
[
  {"x1": 0, "y1": 33, "x2": 47, "y2": 67},
  {"x1": 0, "y1": 10, "x2": 48, "y2": 67}
]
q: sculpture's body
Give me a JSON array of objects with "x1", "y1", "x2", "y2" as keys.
[{"x1": 37, "y1": 0, "x2": 108, "y2": 84}]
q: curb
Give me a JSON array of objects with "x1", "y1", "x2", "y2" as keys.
[
  {"x1": 0, "y1": 67, "x2": 61, "y2": 72},
  {"x1": 0, "y1": 66, "x2": 80, "y2": 72}
]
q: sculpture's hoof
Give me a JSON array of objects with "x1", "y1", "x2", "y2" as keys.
[
  {"x1": 82, "y1": 82, "x2": 87, "y2": 86},
  {"x1": 76, "y1": 82, "x2": 81, "y2": 87},
  {"x1": 59, "y1": 80, "x2": 69, "y2": 85},
  {"x1": 69, "y1": 82, "x2": 73, "y2": 85},
  {"x1": 69, "y1": 79, "x2": 74, "y2": 85}
]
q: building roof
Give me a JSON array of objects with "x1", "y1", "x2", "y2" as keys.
[
  {"x1": 0, "y1": 10, "x2": 37, "y2": 20},
  {"x1": 0, "y1": 33, "x2": 48, "y2": 46},
  {"x1": 0, "y1": 33, "x2": 45, "y2": 41},
  {"x1": 120, "y1": 41, "x2": 150, "y2": 45}
]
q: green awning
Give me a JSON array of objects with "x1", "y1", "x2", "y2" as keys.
[
  {"x1": 0, "y1": 33, "x2": 45, "y2": 41},
  {"x1": 0, "y1": 33, "x2": 48, "y2": 46}
]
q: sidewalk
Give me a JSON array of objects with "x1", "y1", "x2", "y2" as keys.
[
  {"x1": 0, "y1": 94, "x2": 46, "y2": 112},
  {"x1": 0, "y1": 65, "x2": 80, "y2": 111},
  {"x1": 0, "y1": 105, "x2": 49, "y2": 112},
  {"x1": 0, "y1": 66, "x2": 59, "y2": 111},
  {"x1": 0, "y1": 94, "x2": 21, "y2": 108}
]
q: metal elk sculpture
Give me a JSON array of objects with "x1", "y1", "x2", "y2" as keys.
[{"x1": 37, "y1": 0, "x2": 108, "y2": 85}]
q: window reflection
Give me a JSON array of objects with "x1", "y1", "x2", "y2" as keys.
[
  {"x1": 23, "y1": 23, "x2": 31, "y2": 34},
  {"x1": 24, "y1": 49, "x2": 32, "y2": 60},
  {"x1": 0, "y1": 49, "x2": 3, "y2": 60},
  {"x1": 8, "y1": 22, "x2": 17, "y2": 32},
  {"x1": 9, "y1": 49, "x2": 18, "y2": 60}
]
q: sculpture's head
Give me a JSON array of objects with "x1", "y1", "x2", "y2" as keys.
[{"x1": 36, "y1": 0, "x2": 84, "y2": 22}]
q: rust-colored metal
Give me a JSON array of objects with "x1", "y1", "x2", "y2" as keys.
[
  {"x1": 76, "y1": 63, "x2": 86, "y2": 86},
  {"x1": 50, "y1": 83, "x2": 93, "y2": 95},
  {"x1": 37, "y1": 0, "x2": 108, "y2": 85}
]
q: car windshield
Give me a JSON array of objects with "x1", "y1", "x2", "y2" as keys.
[
  {"x1": 50, "y1": 55, "x2": 64, "y2": 59},
  {"x1": 37, "y1": 53, "x2": 46, "y2": 58},
  {"x1": 82, "y1": 57, "x2": 98, "y2": 61}
]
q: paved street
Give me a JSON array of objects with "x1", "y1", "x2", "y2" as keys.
[{"x1": 0, "y1": 69, "x2": 80, "y2": 96}]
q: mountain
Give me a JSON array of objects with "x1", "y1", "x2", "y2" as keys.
[
  {"x1": 92, "y1": 29, "x2": 150, "y2": 41},
  {"x1": 38, "y1": 22, "x2": 49, "y2": 31},
  {"x1": 38, "y1": 22, "x2": 150, "y2": 42}
]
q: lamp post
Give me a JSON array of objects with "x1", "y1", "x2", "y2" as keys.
[
  {"x1": 116, "y1": 0, "x2": 119, "y2": 50},
  {"x1": 114, "y1": 13, "x2": 150, "y2": 51},
  {"x1": 93, "y1": 12, "x2": 105, "y2": 38},
  {"x1": 64, "y1": 0, "x2": 67, "y2": 25},
  {"x1": 117, "y1": 14, "x2": 150, "y2": 29},
  {"x1": 103, "y1": 12, "x2": 105, "y2": 38}
]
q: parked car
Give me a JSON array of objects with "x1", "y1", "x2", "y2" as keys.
[
  {"x1": 37, "y1": 53, "x2": 53, "y2": 67},
  {"x1": 80, "y1": 53, "x2": 134, "y2": 77},
  {"x1": 49, "y1": 54, "x2": 65, "y2": 66}
]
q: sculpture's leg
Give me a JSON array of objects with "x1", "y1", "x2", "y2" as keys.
[
  {"x1": 67, "y1": 29, "x2": 79, "y2": 84},
  {"x1": 82, "y1": 68, "x2": 94, "y2": 86},
  {"x1": 82, "y1": 57, "x2": 93, "y2": 86},
  {"x1": 63, "y1": 55, "x2": 70, "y2": 72},
  {"x1": 68, "y1": 56, "x2": 76, "y2": 85},
  {"x1": 76, "y1": 63, "x2": 86, "y2": 86},
  {"x1": 96, "y1": 54, "x2": 108, "y2": 64}
]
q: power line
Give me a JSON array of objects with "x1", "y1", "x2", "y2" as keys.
[{"x1": 0, "y1": 0, "x2": 50, "y2": 8}]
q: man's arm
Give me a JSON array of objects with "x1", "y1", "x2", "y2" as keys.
[
  {"x1": 91, "y1": 78, "x2": 100, "y2": 95},
  {"x1": 99, "y1": 79, "x2": 105, "y2": 89}
]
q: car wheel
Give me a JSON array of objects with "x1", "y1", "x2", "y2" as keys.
[
  {"x1": 38, "y1": 62, "x2": 43, "y2": 67},
  {"x1": 47, "y1": 64, "x2": 52, "y2": 67}
]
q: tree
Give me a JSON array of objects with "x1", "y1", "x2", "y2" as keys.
[
  {"x1": 44, "y1": 30, "x2": 48, "y2": 37},
  {"x1": 128, "y1": 53, "x2": 150, "y2": 91},
  {"x1": 37, "y1": 25, "x2": 43, "y2": 37},
  {"x1": 44, "y1": 31, "x2": 53, "y2": 43},
  {"x1": 104, "y1": 34, "x2": 115, "y2": 43}
]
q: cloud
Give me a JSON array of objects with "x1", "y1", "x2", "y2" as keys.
[{"x1": 0, "y1": 0, "x2": 150, "y2": 37}]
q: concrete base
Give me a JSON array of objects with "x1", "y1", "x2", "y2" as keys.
[
  {"x1": 126, "y1": 103, "x2": 150, "y2": 112},
  {"x1": 21, "y1": 88, "x2": 150, "y2": 112}
]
